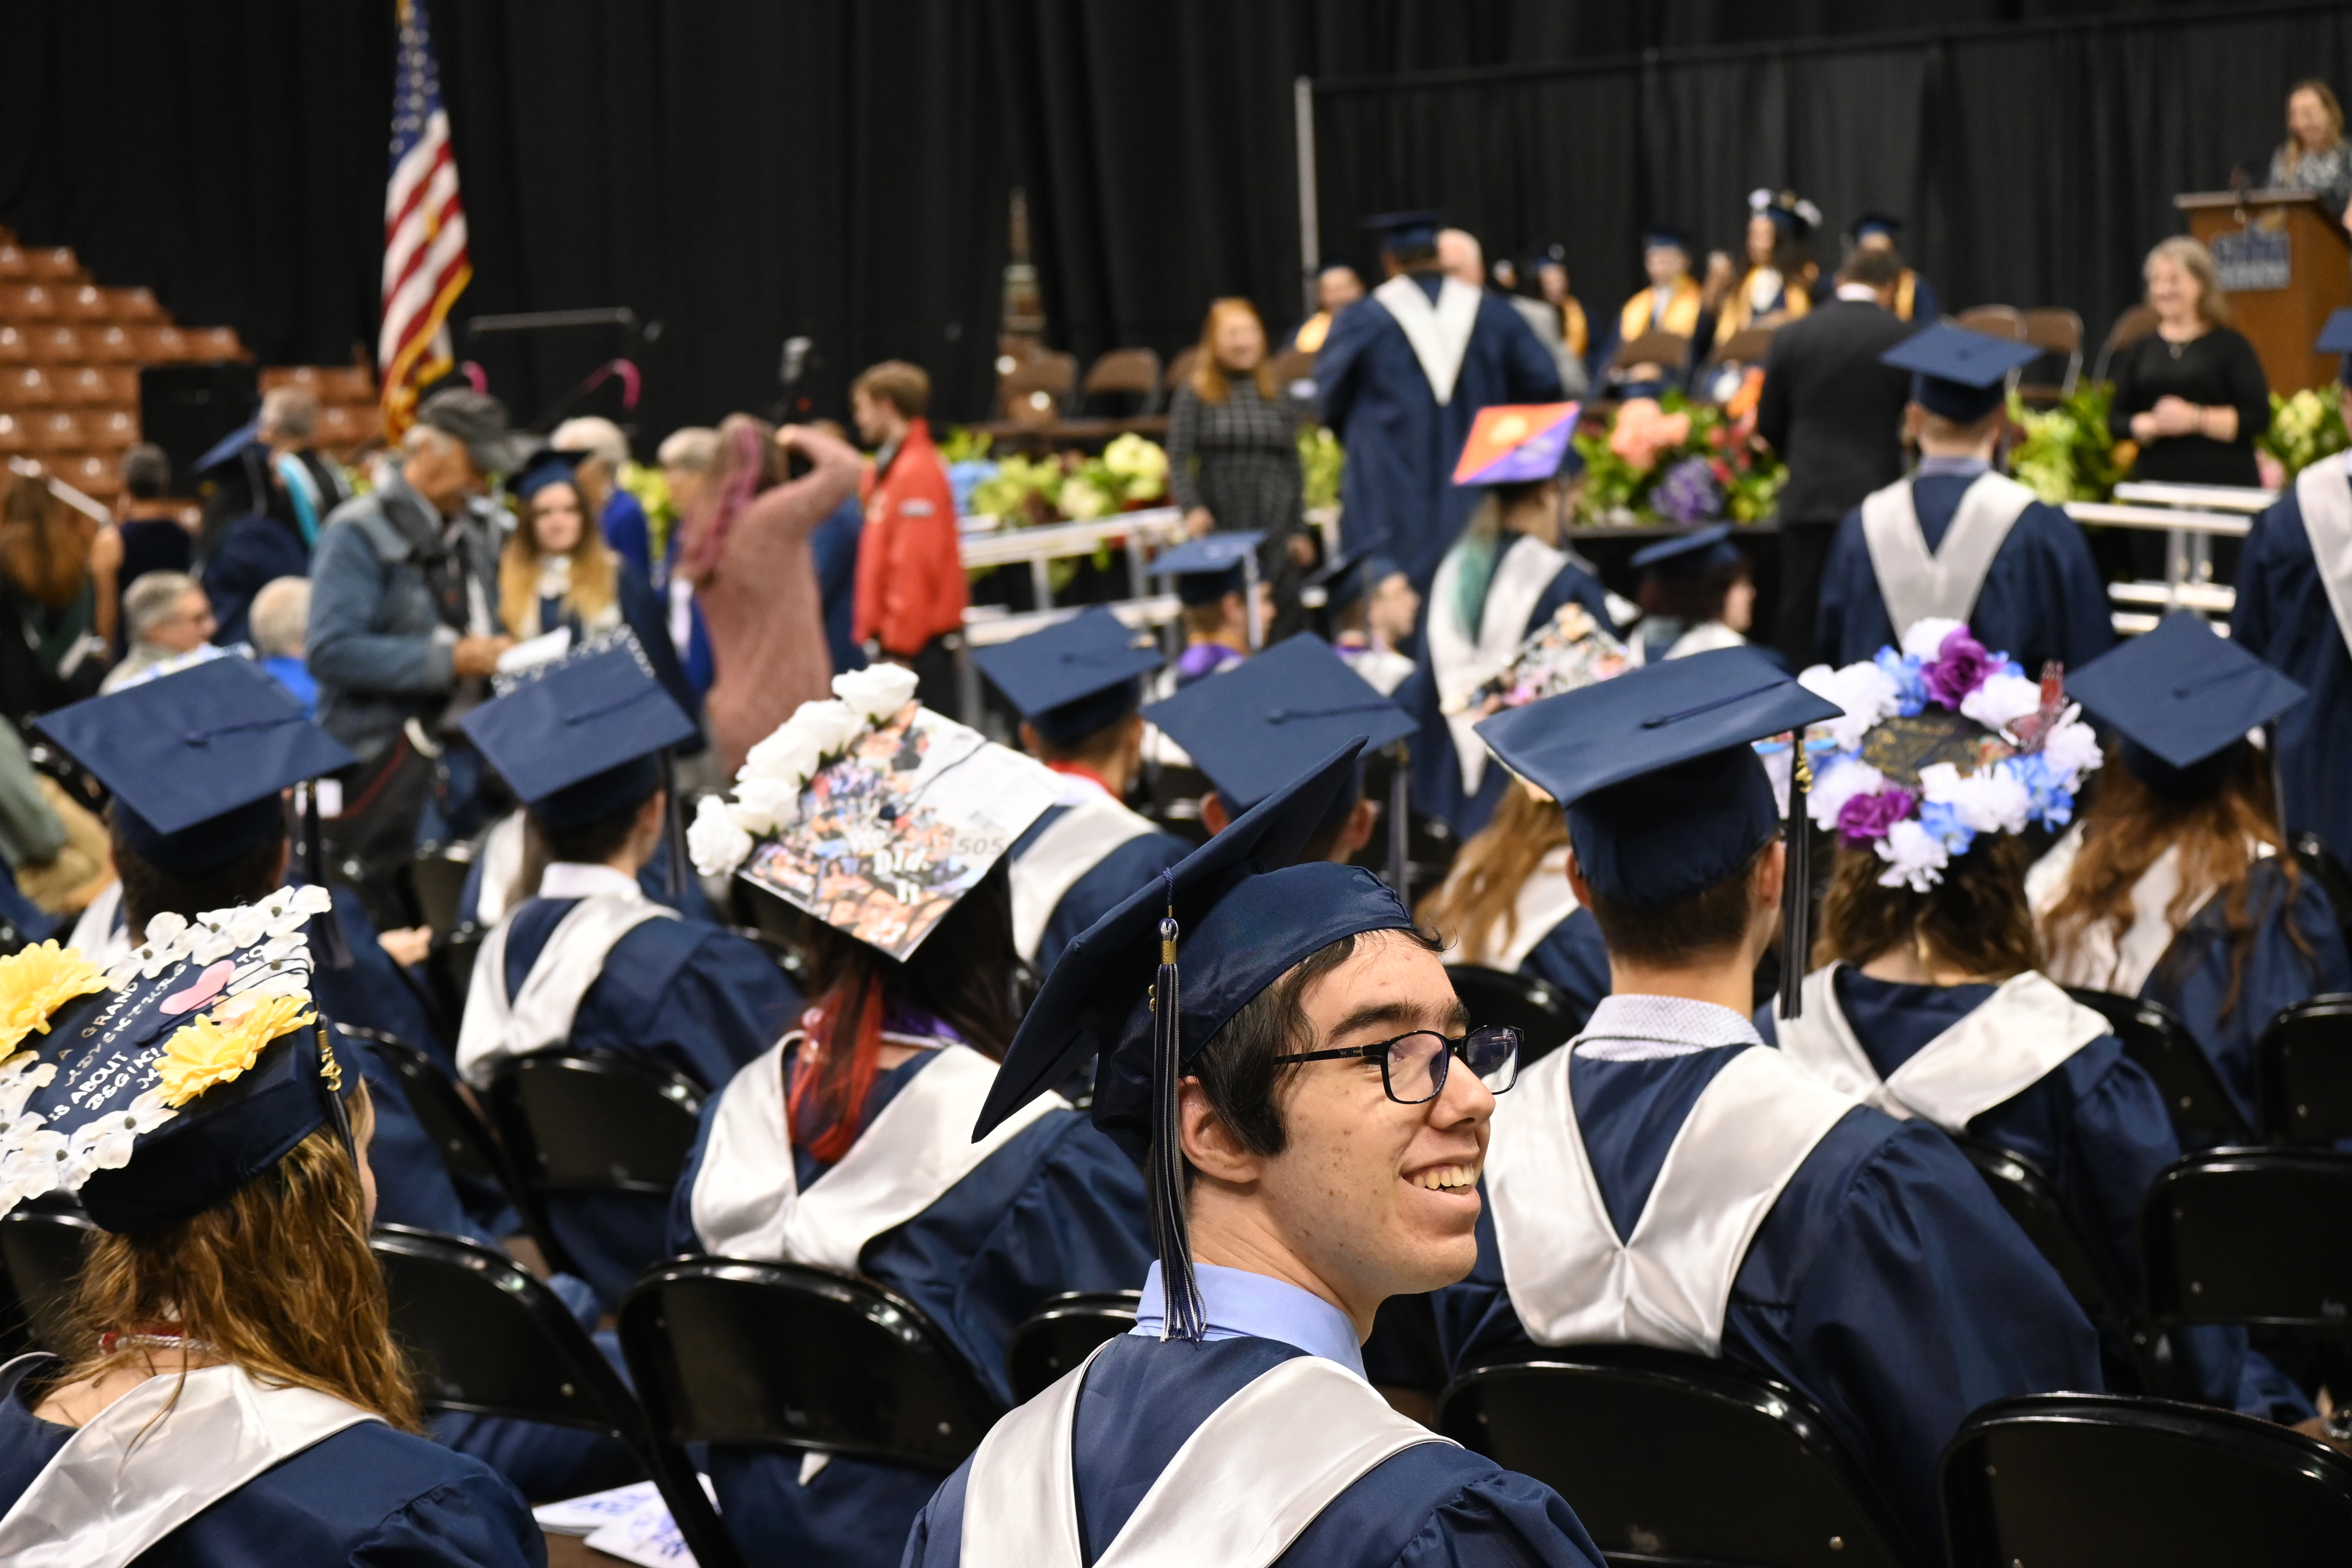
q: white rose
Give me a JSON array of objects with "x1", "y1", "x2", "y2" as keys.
[
  {"x1": 687, "y1": 795, "x2": 755, "y2": 877},
  {"x1": 1960, "y1": 672, "x2": 2044, "y2": 733},
  {"x1": 727, "y1": 776, "x2": 804, "y2": 838},
  {"x1": 832, "y1": 664, "x2": 920, "y2": 724},
  {"x1": 1900, "y1": 617, "x2": 1967, "y2": 661}
]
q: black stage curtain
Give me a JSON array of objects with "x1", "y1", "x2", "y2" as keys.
[{"x1": 0, "y1": 1, "x2": 2343, "y2": 437}]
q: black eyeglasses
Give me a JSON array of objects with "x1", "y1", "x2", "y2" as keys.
[{"x1": 1271, "y1": 1025, "x2": 1521, "y2": 1105}]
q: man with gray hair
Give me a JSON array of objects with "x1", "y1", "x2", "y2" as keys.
[
  {"x1": 553, "y1": 414, "x2": 651, "y2": 577},
  {"x1": 248, "y1": 575, "x2": 316, "y2": 716},
  {"x1": 101, "y1": 572, "x2": 216, "y2": 693},
  {"x1": 308, "y1": 387, "x2": 522, "y2": 926}
]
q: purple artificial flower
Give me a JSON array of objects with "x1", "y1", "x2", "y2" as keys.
[
  {"x1": 1651, "y1": 457, "x2": 1721, "y2": 525},
  {"x1": 1836, "y1": 786, "x2": 1917, "y2": 845},
  {"x1": 1922, "y1": 629, "x2": 1998, "y2": 708}
]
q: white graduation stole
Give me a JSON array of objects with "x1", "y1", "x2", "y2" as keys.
[
  {"x1": 1427, "y1": 533, "x2": 1569, "y2": 796},
  {"x1": 1371, "y1": 274, "x2": 1482, "y2": 406},
  {"x1": 1485, "y1": 1044, "x2": 1861, "y2": 1356},
  {"x1": 958, "y1": 1341, "x2": 1449, "y2": 1568},
  {"x1": 0, "y1": 1359, "x2": 382, "y2": 1568},
  {"x1": 1008, "y1": 786, "x2": 1160, "y2": 966},
  {"x1": 1857, "y1": 471, "x2": 2037, "y2": 640},
  {"x1": 456, "y1": 888, "x2": 678, "y2": 1087},
  {"x1": 1486, "y1": 846, "x2": 1577, "y2": 973},
  {"x1": 689, "y1": 1038, "x2": 1065, "y2": 1271},
  {"x1": 2292, "y1": 456, "x2": 2352, "y2": 659},
  {"x1": 1775, "y1": 965, "x2": 2108, "y2": 1133}
]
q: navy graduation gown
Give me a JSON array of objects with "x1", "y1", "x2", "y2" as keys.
[
  {"x1": 2140, "y1": 862, "x2": 2352, "y2": 1128},
  {"x1": 2233, "y1": 484, "x2": 2352, "y2": 865},
  {"x1": 1432, "y1": 1045, "x2": 2100, "y2": 1555},
  {"x1": 0, "y1": 1356, "x2": 544, "y2": 1568},
  {"x1": 904, "y1": 1334, "x2": 1605, "y2": 1567},
  {"x1": 1008, "y1": 804, "x2": 1190, "y2": 976},
  {"x1": 1815, "y1": 476, "x2": 2114, "y2": 673},
  {"x1": 1316, "y1": 289, "x2": 1565, "y2": 594},
  {"x1": 1399, "y1": 555, "x2": 1617, "y2": 838},
  {"x1": 499, "y1": 901, "x2": 798, "y2": 1306},
  {"x1": 1516, "y1": 906, "x2": 1611, "y2": 1037},
  {"x1": 667, "y1": 1046, "x2": 1154, "y2": 1568},
  {"x1": 456, "y1": 834, "x2": 713, "y2": 932}
]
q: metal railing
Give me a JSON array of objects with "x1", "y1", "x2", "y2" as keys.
[{"x1": 2063, "y1": 479, "x2": 2275, "y2": 633}]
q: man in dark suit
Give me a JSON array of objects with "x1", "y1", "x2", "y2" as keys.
[{"x1": 1753, "y1": 247, "x2": 1916, "y2": 668}]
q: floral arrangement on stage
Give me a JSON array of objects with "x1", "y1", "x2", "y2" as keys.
[
  {"x1": 946, "y1": 430, "x2": 1169, "y2": 525},
  {"x1": 2257, "y1": 387, "x2": 2349, "y2": 488},
  {"x1": 1298, "y1": 424, "x2": 1344, "y2": 511},
  {"x1": 1570, "y1": 389, "x2": 1785, "y2": 527},
  {"x1": 1797, "y1": 619, "x2": 2101, "y2": 893},
  {"x1": 2005, "y1": 383, "x2": 2123, "y2": 505}
]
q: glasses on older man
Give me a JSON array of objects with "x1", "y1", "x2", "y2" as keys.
[{"x1": 1271, "y1": 1025, "x2": 1520, "y2": 1106}]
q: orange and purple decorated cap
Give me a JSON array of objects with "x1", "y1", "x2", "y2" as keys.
[{"x1": 1452, "y1": 402, "x2": 1582, "y2": 486}]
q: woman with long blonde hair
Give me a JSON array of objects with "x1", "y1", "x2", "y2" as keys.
[
  {"x1": 1416, "y1": 777, "x2": 1609, "y2": 1033},
  {"x1": 2268, "y1": 79, "x2": 2351, "y2": 217}
]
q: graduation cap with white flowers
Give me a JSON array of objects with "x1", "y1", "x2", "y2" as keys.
[
  {"x1": 973, "y1": 741, "x2": 1413, "y2": 1340},
  {"x1": 689, "y1": 664, "x2": 1062, "y2": 962}
]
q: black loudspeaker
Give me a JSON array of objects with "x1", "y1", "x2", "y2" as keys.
[{"x1": 138, "y1": 363, "x2": 259, "y2": 498}]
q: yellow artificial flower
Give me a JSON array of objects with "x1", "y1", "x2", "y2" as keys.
[
  {"x1": 157, "y1": 993, "x2": 318, "y2": 1109},
  {"x1": 0, "y1": 942, "x2": 112, "y2": 1055}
]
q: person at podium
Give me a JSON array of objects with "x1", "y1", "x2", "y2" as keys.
[
  {"x1": 2107, "y1": 237, "x2": 2270, "y2": 490},
  {"x1": 2268, "y1": 79, "x2": 2351, "y2": 220}
]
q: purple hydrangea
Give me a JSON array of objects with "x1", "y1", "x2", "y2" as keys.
[
  {"x1": 1651, "y1": 457, "x2": 1721, "y2": 525},
  {"x1": 1922, "y1": 629, "x2": 1999, "y2": 708},
  {"x1": 1836, "y1": 787, "x2": 1917, "y2": 845}
]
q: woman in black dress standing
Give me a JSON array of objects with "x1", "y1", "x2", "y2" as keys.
[
  {"x1": 2108, "y1": 236, "x2": 2270, "y2": 489},
  {"x1": 1167, "y1": 297, "x2": 1313, "y2": 635}
]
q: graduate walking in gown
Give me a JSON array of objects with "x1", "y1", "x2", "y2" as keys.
[
  {"x1": 1435, "y1": 647, "x2": 2103, "y2": 1557},
  {"x1": 1773, "y1": 622, "x2": 2306, "y2": 1419},
  {"x1": 670, "y1": 664, "x2": 1152, "y2": 1568},
  {"x1": 1815, "y1": 324, "x2": 2113, "y2": 676},
  {"x1": 1417, "y1": 778, "x2": 1612, "y2": 1037},
  {"x1": 972, "y1": 607, "x2": 1188, "y2": 977},
  {"x1": 1316, "y1": 212, "x2": 1565, "y2": 595},
  {"x1": 904, "y1": 743, "x2": 1604, "y2": 1567},
  {"x1": 2034, "y1": 612, "x2": 2352, "y2": 1130},
  {"x1": 1401, "y1": 403, "x2": 1620, "y2": 838},
  {"x1": 455, "y1": 645, "x2": 799, "y2": 1309},
  {"x1": 2232, "y1": 311, "x2": 2352, "y2": 867},
  {"x1": 0, "y1": 886, "x2": 538, "y2": 1565}
]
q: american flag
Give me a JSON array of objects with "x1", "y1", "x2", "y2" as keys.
[{"x1": 378, "y1": 0, "x2": 471, "y2": 437}]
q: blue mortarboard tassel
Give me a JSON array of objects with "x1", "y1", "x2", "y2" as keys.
[
  {"x1": 1148, "y1": 868, "x2": 1206, "y2": 1342},
  {"x1": 1778, "y1": 745, "x2": 1810, "y2": 1021}
]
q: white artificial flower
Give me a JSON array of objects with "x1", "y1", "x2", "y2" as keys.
[
  {"x1": 1900, "y1": 617, "x2": 1967, "y2": 662},
  {"x1": 1961, "y1": 672, "x2": 2044, "y2": 733},
  {"x1": 739, "y1": 728, "x2": 822, "y2": 793},
  {"x1": 1919, "y1": 761, "x2": 2032, "y2": 836},
  {"x1": 105, "y1": 957, "x2": 144, "y2": 991},
  {"x1": 789, "y1": 698, "x2": 867, "y2": 759},
  {"x1": 729, "y1": 776, "x2": 805, "y2": 837},
  {"x1": 688, "y1": 794, "x2": 756, "y2": 877},
  {"x1": 290, "y1": 884, "x2": 334, "y2": 915},
  {"x1": 2038, "y1": 713, "x2": 2104, "y2": 792},
  {"x1": 65, "y1": 1089, "x2": 176, "y2": 1180},
  {"x1": 0, "y1": 1127, "x2": 69, "y2": 1206},
  {"x1": 831, "y1": 664, "x2": 920, "y2": 724},
  {"x1": 143, "y1": 912, "x2": 189, "y2": 950},
  {"x1": 1874, "y1": 818, "x2": 1952, "y2": 892},
  {"x1": 224, "y1": 902, "x2": 273, "y2": 950},
  {"x1": 188, "y1": 926, "x2": 240, "y2": 966},
  {"x1": 1806, "y1": 756, "x2": 1886, "y2": 831},
  {"x1": 0, "y1": 1058, "x2": 57, "y2": 1122},
  {"x1": 1800, "y1": 660, "x2": 1901, "y2": 752}
]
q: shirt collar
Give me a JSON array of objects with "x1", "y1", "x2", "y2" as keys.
[
  {"x1": 1573, "y1": 993, "x2": 1762, "y2": 1062},
  {"x1": 1916, "y1": 454, "x2": 1992, "y2": 478},
  {"x1": 1130, "y1": 1260, "x2": 1366, "y2": 1379},
  {"x1": 536, "y1": 862, "x2": 643, "y2": 902},
  {"x1": 1834, "y1": 282, "x2": 1883, "y2": 303}
]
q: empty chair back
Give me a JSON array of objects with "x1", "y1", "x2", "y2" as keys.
[
  {"x1": 999, "y1": 353, "x2": 1077, "y2": 424},
  {"x1": 2017, "y1": 308, "x2": 2084, "y2": 399},
  {"x1": 1446, "y1": 965, "x2": 1574, "y2": 1068},
  {"x1": 409, "y1": 844, "x2": 474, "y2": 938},
  {"x1": 1007, "y1": 1290, "x2": 1141, "y2": 1402},
  {"x1": 1439, "y1": 1351, "x2": 1919, "y2": 1568},
  {"x1": 0, "y1": 1205, "x2": 96, "y2": 1353},
  {"x1": 1955, "y1": 304, "x2": 2026, "y2": 340},
  {"x1": 1941, "y1": 1393, "x2": 2352, "y2": 1567},
  {"x1": 2141, "y1": 1149, "x2": 2352, "y2": 1328},
  {"x1": 2290, "y1": 832, "x2": 2352, "y2": 945},
  {"x1": 1269, "y1": 344, "x2": 1316, "y2": 392},
  {"x1": 2064, "y1": 986, "x2": 2250, "y2": 1148},
  {"x1": 2257, "y1": 993, "x2": 2352, "y2": 1144},
  {"x1": 2093, "y1": 304, "x2": 2159, "y2": 383},
  {"x1": 342, "y1": 1024, "x2": 515, "y2": 1199},
  {"x1": 426, "y1": 923, "x2": 484, "y2": 1026},
  {"x1": 621, "y1": 1257, "x2": 1004, "y2": 1473},
  {"x1": 1082, "y1": 348, "x2": 1162, "y2": 414},
  {"x1": 487, "y1": 1051, "x2": 707, "y2": 1197}
]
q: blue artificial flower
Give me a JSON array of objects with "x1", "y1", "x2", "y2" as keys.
[
  {"x1": 2008, "y1": 751, "x2": 2075, "y2": 829},
  {"x1": 1873, "y1": 648, "x2": 1927, "y2": 717},
  {"x1": 1917, "y1": 800, "x2": 1976, "y2": 857}
]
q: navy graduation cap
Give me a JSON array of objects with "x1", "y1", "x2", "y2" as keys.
[
  {"x1": 512, "y1": 444, "x2": 581, "y2": 503},
  {"x1": 1477, "y1": 645, "x2": 1840, "y2": 1016},
  {"x1": 2319, "y1": 307, "x2": 2352, "y2": 385},
  {"x1": 973, "y1": 740, "x2": 1414, "y2": 1339},
  {"x1": 1642, "y1": 225, "x2": 1692, "y2": 255},
  {"x1": 35, "y1": 657, "x2": 355, "y2": 877},
  {"x1": 1152, "y1": 531, "x2": 1263, "y2": 607},
  {"x1": 2066, "y1": 611, "x2": 2304, "y2": 799},
  {"x1": 1143, "y1": 633, "x2": 1415, "y2": 814},
  {"x1": 970, "y1": 607, "x2": 1164, "y2": 749},
  {"x1": 1364, "y1": 210, "x2": 1445, "y2": 251},
  {"x1": 1301, "y1": 542, "x2": 1380, "y2": 618},
  {"x1": 1881, "y1": 322, "x2": 2039, "y2": 423},
  {"x1": 1630, "y1": 523, "x2": 1741, "y2": 578},
  {"x1": 1850, "y1": 210, "x2": 1903, "y2": 242},
  {"x1": 461, "y1": 640, "x2": 696, "y2": 833}
]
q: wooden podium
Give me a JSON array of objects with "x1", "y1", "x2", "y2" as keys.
[{"x1": 2176, "y1": 191, "x2": 2351, "y2": 393}]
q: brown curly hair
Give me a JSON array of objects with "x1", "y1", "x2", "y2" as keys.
[{"x1": 1815, "y1": 834, "x2": 2041, "y2": 980}]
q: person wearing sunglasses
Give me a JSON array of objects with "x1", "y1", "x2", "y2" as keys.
[
  {"x1": 904, "y1": 741, "x2": 1604, "y2": 1567},
  {"x1": 1435, "y1": 647, "x2": 2103, "y2": 1562}
]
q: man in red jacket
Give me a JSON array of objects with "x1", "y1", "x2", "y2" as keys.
[{"x1": 851, "y1": 360, "x2": 967, "y2": 711}]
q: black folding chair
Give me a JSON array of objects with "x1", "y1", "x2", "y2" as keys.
[
  {"x1": 0, "y1": 1203, "x2": 95, "y2": 1354},
  {"x1": 619, "y1": 1257, "x2": 1004, "y2": 1552},
  {"x1": 484, "y1": 1051, "x2": 709, "y2": 1281},
  {"x1": 2256, "y1": 993, "x2": 2352, "y2": 1145},
  {"x1": 2142, "y1": 1149, "x2": 2352, "y2": 1331},
  {"x1": 409, "y1": 843, "x2": 475, "y2": 937},
  {"x1": 1447, "y1": 965, "x2": 1575, "y2": 1068},
  {"x1": 2291, "y1": 832, "x2": 2352, "y2": 947},
  {"x1": 426, "y1": 923, "x2": 485, "y2": 1029},
  {"x1": 2064, "y1": 986, "x2": 2251, "y2": 1149},
  {"x1": 1954, "y1": 1138, "x2": 2167, "y2": 1393},
  {"x1": 340, "y1": 1024, "x2": 537, "y2": 1233},
  {"x1": 727, "y1": 926, "x2": 808, "y2": 987},
  {"x1": 1006, "y1": 1290, "x2": 1140, "y2": 1402},
  {"x1": 370, "y1": 1225, "x2": 733, "y2": 1562},
  {"x1": 1438, "y1": 1350, "x2": 1920, "y2": 1567},
  {"x1": 1941, "y1": 1393, "x2": 2352, "y2": 1566}
]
